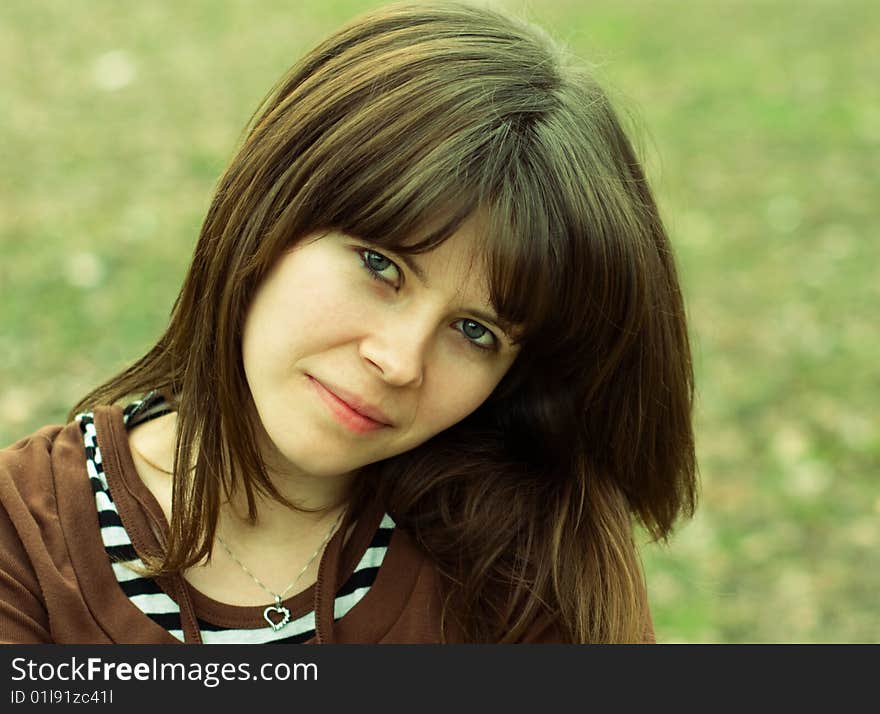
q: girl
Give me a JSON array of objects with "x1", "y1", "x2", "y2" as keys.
[{"x1": 0, "y1": 1, "x2": 696, "y2": 644}]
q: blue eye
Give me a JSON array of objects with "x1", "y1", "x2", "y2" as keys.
[
  {"x1": 356, "y1": 246, "x2": 498, "y2": 352},
  {"x1": 358, "y1": 248, "x2": 401, "y2": 288},
  {"x1": 454, "y1": 319, "x2": 497, "y2": 351}
]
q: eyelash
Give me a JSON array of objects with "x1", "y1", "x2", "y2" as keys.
[{"x1": 355, "y1": 247, "x2": 498, "y2": 353}]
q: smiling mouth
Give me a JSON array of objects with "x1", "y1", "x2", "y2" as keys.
[{"x1": 307, "y1": 376, "x2": 390, "y2": 434}]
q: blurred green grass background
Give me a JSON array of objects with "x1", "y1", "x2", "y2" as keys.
[{"x1": 1, "y1": 0, "x2": 877, "y2": 643}]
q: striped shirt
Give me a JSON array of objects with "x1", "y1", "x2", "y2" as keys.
[{"x1": 75, "y1": 396, "x2": 393, "y2": 643}]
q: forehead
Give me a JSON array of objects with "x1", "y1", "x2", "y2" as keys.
[{"x1": 399, "y1": 214, "x2": 492, "y2": 298}]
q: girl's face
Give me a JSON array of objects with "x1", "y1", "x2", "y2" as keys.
[{"x1": 241, "y1": 217, "x2": 520, "y2": 481}]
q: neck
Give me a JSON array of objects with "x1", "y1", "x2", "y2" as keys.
[
  {"x1": 221, "y1": 414, "x2": 356, "y2": 539},
  {"x1": 220, "y1": 477, "x2": 352, "y2": 546},
  {"x1": 133, "y1": 411, "x2": 357, "y2": 543}
]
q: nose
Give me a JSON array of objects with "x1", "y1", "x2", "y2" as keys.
[{"x1": 359, "y1": 315, "x2": 430, "y2": 388}]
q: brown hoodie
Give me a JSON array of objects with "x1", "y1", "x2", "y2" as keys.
[{"x1": 0, "y1": 405, "x2": 581, "y2": 644}]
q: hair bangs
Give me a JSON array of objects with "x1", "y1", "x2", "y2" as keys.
[{"x1": 478, "y1": 133, "x2": 592, "y2": 357}]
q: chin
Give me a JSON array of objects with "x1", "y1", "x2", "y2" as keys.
[{"x1": 275, "y1": 446, "x2": 365, "y2": 479}]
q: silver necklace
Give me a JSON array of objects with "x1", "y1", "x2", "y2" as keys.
[{"x1": 215, "y1": 508, "x2": 346, "y2": 632}]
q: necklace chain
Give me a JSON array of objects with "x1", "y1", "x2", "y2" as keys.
[
  {"x1": 129, "y1": 440, "x2": 346, "y2": 630},
  {"x1": 216, "y1": 507, "x2": 345, "y2": 605}
]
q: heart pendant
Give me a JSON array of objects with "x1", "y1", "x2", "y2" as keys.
[{"x1": 263, "y1": 603, "x2": 291, "y2": 631}]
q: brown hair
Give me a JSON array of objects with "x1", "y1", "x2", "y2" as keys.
[{"x1": 70, "y1": 1, "x2": 697, "y2": 642}]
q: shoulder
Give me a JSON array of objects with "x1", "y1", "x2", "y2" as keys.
[
  {"x1": 374, "y1": 525, "x2": 571, "y2": 644},
  {"x1": 1, "y1": 421, "x2": 66, "y2": 459},
  {"x1": 0, "y1": 416, "x2": 97, "y2": 545},
  {"x1": 0, "y1": 419, "x2": 93, "y2": 643},
  {"x1": 0, "y1": 421, "x2": 72, "y2": 505}
]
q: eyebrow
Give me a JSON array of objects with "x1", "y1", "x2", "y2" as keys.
[{"x1": 396, "y1": 252, "x2": 515, "y2": 339}]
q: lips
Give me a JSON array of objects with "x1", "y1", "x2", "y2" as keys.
[{"x1": 307, "y1": 375, "x2": 393, "y2": 428}]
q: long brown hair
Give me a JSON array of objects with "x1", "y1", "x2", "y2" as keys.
[{"x1": 70, "y1": 1, "x2": 697, "y2": 642}]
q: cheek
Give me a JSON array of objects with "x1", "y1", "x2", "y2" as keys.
[
  {"x1": 244, "y1": 269, "x2": 368, "y2": 369},
  {"x1": 419, "y1": 340, "x2": 519, "y2": 436},
  {"x1": 418, "y1": 364, "x2": 504, "y2": 435},
  {"x1": 291, "y1": 270, "x2": 367, "y2": 334}
]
